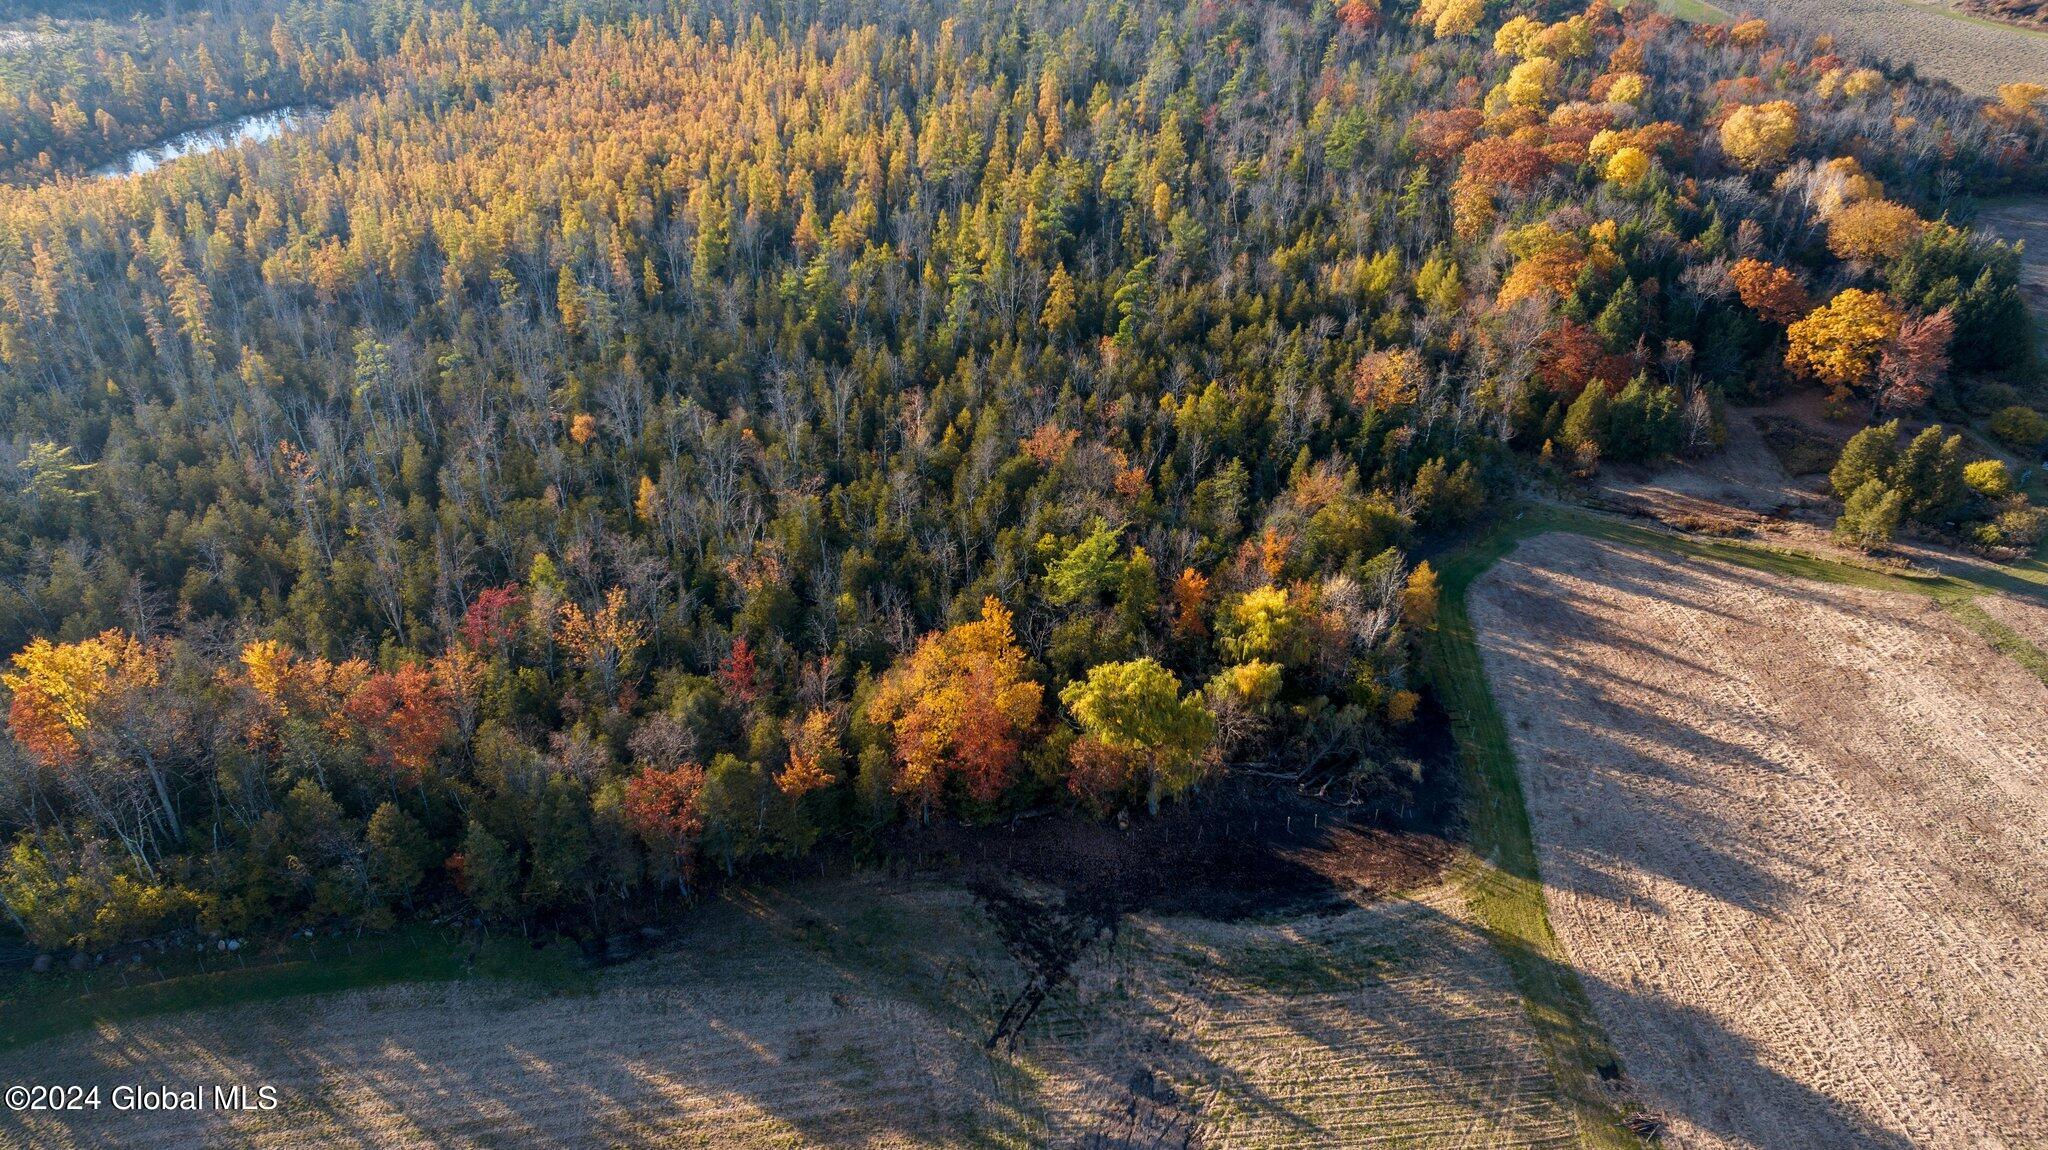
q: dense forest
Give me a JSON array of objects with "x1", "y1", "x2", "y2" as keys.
[{"x1": 0, "y1": 0, "x2": 2040, "y2": 954}]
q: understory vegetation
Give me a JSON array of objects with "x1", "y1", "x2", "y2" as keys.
[{"x1": 0, "y1": 0, "x2": 2040, "y2": 955}]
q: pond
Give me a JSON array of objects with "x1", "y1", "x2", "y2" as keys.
[{"x1": 92, "y1": 106, "x2": 324, "y2": 178}]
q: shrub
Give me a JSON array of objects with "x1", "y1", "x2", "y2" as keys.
[
  {"x1": 1964, "y1": 460, "x2": 2013, "y2": 499},
  {"x1": 1988, "y1": 406, "x2": 2048, "y2": 451}
]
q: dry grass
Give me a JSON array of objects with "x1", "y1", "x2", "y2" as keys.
[
  {"x1": 0, "y1": 876, "x2": 1575, "y2": 1150},
  {"x1": 1470, "y1": 533, "x2": 2048, "y2": 1146},
  {"x1": 1980, "y1": 593, "x2": 2048, "y2": 653}
]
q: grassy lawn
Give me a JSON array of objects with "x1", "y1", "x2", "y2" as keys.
[
  {"x1": 0, "y1": 927, "x2": 590, "y2": 1053},
  {"x1": 1653, "y1": 0, "x2": 1732, "y2": 23},
  {"x1": 1421, "y1": 500, "x2": 2048, "y2": 1148}
]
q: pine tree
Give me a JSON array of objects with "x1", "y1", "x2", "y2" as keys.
[
  {"x1": 1560, "y1": 382, "x2": 1610, "y2": 454},
  {"x1": 456, "y1": 821, "x2": 520, "y2": 924},
  {"x1": 366, "y1": 802, "x2": 431, "y2": 905},
  {"x1": 1835, "y1": 479, "x2": 1906, "y2": 549},
  {"x1": 1830, "y1": 420, "x2": 1900, "y2": 499}
]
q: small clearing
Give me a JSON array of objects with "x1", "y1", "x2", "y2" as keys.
[{"x1": 1470, "y1": 533, "x2": 2048, "y2": 1147}]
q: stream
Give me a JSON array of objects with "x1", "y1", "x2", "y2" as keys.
[{"x1": 91, "y1": 106, "x2": 323, "y2": 178}]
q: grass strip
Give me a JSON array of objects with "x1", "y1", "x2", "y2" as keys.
[
  {"x1": 1941, "y1": 597, "x2": 2048, "y2": 686},
  {"x1": 1424, "y1": 510, "x2": 1651, "y2": 1150},
  {"x1": 0, "y1": 928, "x2": 589, "y2": 1053}
]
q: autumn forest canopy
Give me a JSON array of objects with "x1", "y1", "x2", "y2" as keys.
[{"x1": 0, "y1": 0, "x2": 2040, "y2": 954}]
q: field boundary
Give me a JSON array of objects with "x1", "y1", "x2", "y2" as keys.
[
  {"x1": 1425, "y1": 510, "x2": 1652, "y2": 1150},
  {"x1": 0, "y1": 929, "x2": 590, "y2": 1054},
  {"x1": 1423, "y1": 501, "x2": 2048, "y2": 1148}
]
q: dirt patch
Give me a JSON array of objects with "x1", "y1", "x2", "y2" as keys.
[
  {"x1": 0, "y1": 875, "x2": 1574, "y2": 1148},
  {"x1": 1591, "y1": 398, "x2": 1841, "y2": 547},
  {"x1": 1471, "y1": 533, "x2": 2048, "y2": 1147},
  {"x1": 1753, "y1": 415, "x2": 1840, "y2": 478},
  {"x1": 1587, "y1": 392, "x2": 2043, "y2": 586}
]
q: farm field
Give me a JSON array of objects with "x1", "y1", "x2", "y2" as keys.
[
  {"x1": 0, "y1": 874, "x2": 1577, "y2": 1149},
  {"x1": 1469, "y1": 532, "x2": 2048, "y2": 1147},
  {"x1": 1730, "y1": 0, "x2": 2047, "y2": 94}
]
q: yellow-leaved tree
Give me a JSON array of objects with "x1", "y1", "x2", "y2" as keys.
[
  {"x1": 1061, "y1": 658, "x2": 1215, "y2": 814},
  {"x1": 1720, "y1": 100, "x2": 1800, "y2": 170},
  {"x1": 1415, "y1": 0, "x2": 1482, "y2": 39},
  {"x1": 4, "y1": 631, "x2": 160, "y2": 768},
  {"x1": 1785, "y1": 288, "x2": 1903, "y2": 404},
  {"x1": 1825, "y1": 200, "x2": 1923, "y2": 263}
]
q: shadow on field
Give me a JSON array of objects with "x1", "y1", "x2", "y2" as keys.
[
  {"x1": 0, "y1": 870, "x2": 1919, "y2": 1148},
  {"x1": 1469, "y1": 544, "x2": 1835, "y2": 917},
  {"x1": 1475, "y1": 925, "x2": 1921, "y2": 1150}
]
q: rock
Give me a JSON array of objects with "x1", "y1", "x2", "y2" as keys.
[{"x1": 31, "y1": 954, "x2": 51, "y2": 973}]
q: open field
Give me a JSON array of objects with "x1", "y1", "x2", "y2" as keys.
[
  {"x1": 1732, "y1": 0, "x2": 2047, "y2": 94},
  {"x1": 1469, "y1": 532, "x2": 2048, "y2": 1146},
  {"x1": 0, "y1": 874, "x2": 1578, "y2": 1149}
]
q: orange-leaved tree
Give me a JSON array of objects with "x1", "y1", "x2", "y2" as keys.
[
  {"x1": 623, "y1": 762, "x2": 708, "y2": 891},
  {"x1": 343, "y1": 664, "x2": 454, "y2": 789},
  {"x1": 866, "y1": 597, "x2": 1043, "y2": 814},
  {"x1": 1730, "y1": 258, "x2": 1811, "y2": 325}
]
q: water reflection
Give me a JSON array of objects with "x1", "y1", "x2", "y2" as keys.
[{"x1": 92, "y1": 106, "x2": 323, "y2": 178}]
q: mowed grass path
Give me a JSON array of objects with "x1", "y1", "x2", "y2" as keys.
[{"x1": 1421, "y1": 502, "x2": 2048, "y2": 1149}]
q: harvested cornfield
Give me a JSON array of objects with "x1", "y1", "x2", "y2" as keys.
[
  {"x1": 0, "y1": 876, "x2": 1573, "y2": 1150},
  {"x1": 1470, "y1": 533, "x2": 2048, "y2": 1147}
]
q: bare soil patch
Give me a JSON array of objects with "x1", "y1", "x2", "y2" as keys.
[
  {"x1": 0, "y1": 873, "x2": 1573, "y2": 1149},
  {"x1": 1470, "y1": 533, "x2": 2048, "y2": 1147},
  {"x1": 1591, "y1": 395, "x2": 1842, "y2": 547},
  {"x1": 1590, "y1": 392, "x2": 2044, "y2": 589}
]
